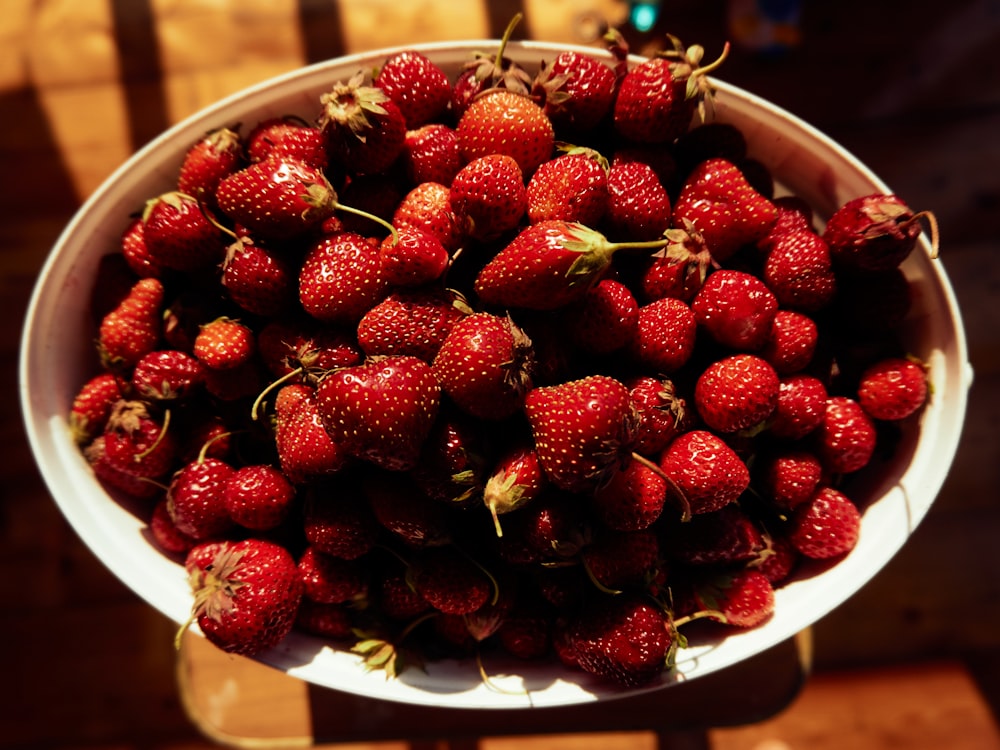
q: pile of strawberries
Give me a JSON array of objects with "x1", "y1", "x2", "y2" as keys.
[{"x1": 69, "y1": 23, "x2": 938, "y2": 689}]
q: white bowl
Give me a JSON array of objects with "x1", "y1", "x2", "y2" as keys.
[{"x1": 19, "y1": 40, "x2": 972, "y2": 709}]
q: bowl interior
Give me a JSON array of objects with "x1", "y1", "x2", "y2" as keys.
[{"x1": 19, "y1": 40, "x2": 971, "y2": 709}]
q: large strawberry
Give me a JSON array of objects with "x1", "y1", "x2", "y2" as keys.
[
  {"x1": 601, "y1": 160, "x2": 671, "y2": 242},
  {"x1": 658, "y1": 430, "x2": 749, "y2": 516},
  {"x1": 456, "y1": 89, "x2": 555, "y2": 177},
  {"x1": 315, "y1": 355, "x2": 440, "y2": 472},
  {"x1": 142, "y1": 190, "x2": 228, "y2": 272},
  {"x1": 401, "y1": 124, "x2": 462, "y2": 187},
  {"x1": 762, "y1": 229, "x2": 837, "y2": 312},
  {"x1": 532, "y1": 49, "x2": 617, "y2": 134},
  {"x1": 690, "y1": 268, "x2": 778, "y2": 351},
  {"x1": 693, "y1": 354, "x2": 779, "y2": 433},
  {"x1": 357, "y1": 287, "x2": 470, "y2": 363},
  {"x1": 375, "y1": 49, "x2": 452, "y2": 128},
  {"x1": 221, "y1": 235, "x2": 296, "y2": 317},
  {"x1": 393, "y1": 181, "x2": 464, "y2": 253},
  {"x1": 176, "y1": 126, "x2": 244, "y2": 211},
  {"x1": 274, "y1": 384, "x2": 348, "y2": 483},
  {"x1": 167, "y1": 456, "x2": 236, "y2": 540},
  {"x1": 183, "y1": 538, "x2": 303, "y2": 656},
  {"x1": 823, "y1": 193, "x2": 938, "y2": 272},
  {"x1": 856, "y1": 356, "x2": 929, "y2": 421},
  {"x1": 97, "y1": 277, "x2": 164, "y2": 370},
  {"x1": 299, "y1": 232, "x2": 387, "y2": 325},
  {"x1": 449, "y1": 154, "x2": 527, "y2": 242},
  {"x1": 691, "y1": 569, "x2": 775, "y2": 628},
  {"x1": 525, "y1": 147, "x2": 609, "y2": 227}
]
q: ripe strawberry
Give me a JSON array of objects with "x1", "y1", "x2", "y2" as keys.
[
  {"x1": 583, "y1": 528, "x2": 661, "y2": 592},
  {"x1": 456, "y1": 89, "x2": 555, "y2": 177},
  {"x1": 758, "y1": 448, "x2": 823, "y2": 510},
  {"x1": 223, "y1": 464, "x2": 296, "y2": 531},
  {"x1": 752, "y1": 533, "x2": 800, "y2": 585},
  {"x1": 694, "y1": 354, "x2": 779, "y2": 433},
  {"x1": 658, "y1": 430, "x2": 750, "y2": 516},
  {"x1": 393, "y1": 181, "x2": 464, "y2": 253},
  {"x1": 316, "y1": 355, "x2": 440, "y2": 472},
  {"x1": 565, "y1": 277, "x2": 639, "y2": 355},
  {"x1": 663, "y1": 503, "x2": 765, "y2": 567},
  {"x1": 483, "y1": 442, "x2": 548, "y2": 536},
  {"x1": 431, "y1": 311, "x2": 536, "y2": 420},
  {"x1": 70, "y1": 371, "x2": 123, "y2": 445},
  {"x1": 302, "y1": 485, "x2": 380, "y2": 560},
  {"x1": 592, "y1": 458, "x2": 669, "y2": 532},
  {"x1": 760, "y1": 309, "x2": 818, "y2": 375},
  {"x1": 193, "y1": 317, "x2": 255, "y2": 371},
  {"x1": 814, "y1": 396, "x2": 878, "y2": 474},
  {"x1": 377, "y1": 225, "x2": 451, "y2": 288},
  {"x1": 626, "y1": 375, "x2": 689, "y2": 456},
  {"x1": 524, "y1": 374, "x2": 636, "y2": 493},
  {"x1": 566, "y1": 595, "x2": 672, "y2": 687},
  {"x1": 602, "y1": 160, "x2": 671, "y2": 242},
  {"x1": 503, "y1": 491, "x2": 590, "y2": 563},
  {"x1": 691, "y1": 269, "x2": 778, "y2": 351},
  {"x1": 184, "y1": 538, "x2": 303, "y2": 656},
  {"x1": 857, "y1": 356, "x2": 929, "y2": 421},
  {"x1": 101, "y1": 399, "x2": 178, "y2": 483},
  {"x1": 318, "y1": 72, "x2": 407, "y2": 175},
  {"x1": 449, "y1": 153, "x2": 527, "y2": 242},
  {"x1": 244, "y1": 117, "x2": 328, "y2": 168},
  {"x1": 297, "y1": 546, "x2": 368, "y2": 605},
  {"x1": 178, "y1": 413, "x2": 233, "y2": 464},
  {"x1": 120, "y1": 217, "x2": 166, "y2": 279},
  {"x1": 358, "y1": 287, "x2": 469, "y2": 363},
  {"x1": 757, "y1": 195, "x2": 816, "y2": 253},
  {"x1": 627, "y1": 296, "x2": 698, "y2": 374},
  {"x1": 526, "y1": 147, "x2": 609, "y2": 226},
  {"x1": 221, "y1": 236, "x2": 295, "y2": 317},
  {"x1": 85, "y1": 435, "x2": 161, "y2": 499},
  {"x1": 823, "y1": 193, "x2": 937, "y2": 272},
  {"x1": 167, "y1": 456, "x2": 235, "y2": 540},
  {"x1": 532, "y1": 49, "x2": 617, "y2": 134},
  {"x1": 409, "y1": 546, "x2": 493, "y2": 615},
  {"x1": 789, "y1": 486, "x2": 861, "y2": 559},
  {"x1": 769, "y1": 373, "x2": 829, "y2": 440},
  {"x1": 672, "y1": 158, "x2": 778, "y2": 262},
  {"x1": 376, "y1": 49, "x2": 452, "y2": 128},
  {"x1": 177, "y1": 126, "x2": 244, "y2": 210},
  {"x1": 692, "y1": 569, "x2": 775, "y2": 628},
  {"x1": 363, "y1": 471, "x2": 452, "y2": 548},
  {"x1": 149, "y1": 498, "x2": 198, "y2": 556},
  {"x1": 401, "y1": 123, "x2": 462, "y2": 186},
  {"x1": 274, "y1": 384, "x2": 348, "y2": 483},
  {"x1": 762, "y1": 229, "x2": 836, "y2": 312},
  {"x1": 638, "y1": 223, "x2": 712, "y2": 303},
  {"x1": 142, "y1": 191, "x2": 227, "y2": 272},
  {"x1": 98, "y1": 277, "x2": 164, "y2": 370},
  {"x1": 131, "y1": 349, "x2": 206, "y2": 401},
  {"x1": 299, "y1": 232, "x2": 387, "y2": 325},
  {"x1": 258, "y1": 319, "x2": 362, "y2": 381}
]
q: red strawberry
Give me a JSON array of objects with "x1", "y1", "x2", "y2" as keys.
[
  {"x1": 258, "y1": 319, "x2": 362, "y2": 382},
  {"x1": 85, "y1": 435, "x2": 161, "y2": 500},
  {"x1": 857, "y1": 356, "x2": 929, "y2": 421},
  {"x1": 378, "y1": 225, "x2": 451, "y2": 288},
  {"x1": 101, "y1": 399, "x2": 178, "y2": 483},
  {"x1": 431, "y1": 311, "x2": 536, "y2": 421},
  {"x1": 131, "y1": 349, "x2": 206, "y2": 401},
  {"x1": 302, "y1": 485, "x2": 379, "y2": 560},
  {"x1": 769, "y1": 373, "x2": 829, "y2": 440},
  {"x1": 318, "y1": 72, "x2": 407, "y2": 175},
  {"x1": 98, "y1": 277, "x2": 164, "y2": 370},
  {"x1": 693, "y1": 353, "x2": 779, "y2": 433},
  {"x1": 120, "y1": 217, "x2": 166, "y2": 279},
  {"x1": 450, "y1": 16, "x2": 532, "y2": 117},
  {"x1": 357, "y1": 287, "x2": 470, "y2": 363},
  {"x1": 789, "y1": 486, "x2": 861, "y2": 559},
  {"x1": 376, "y1": 563, "x2": 432, "y2": 621},
  {"x1": 752, "y1": 533, "x2": 800, "y2": 585},
  {"x1": 393, "y1": 181, "x2": 464, "y2": 253},
  {"x1": 626, "y1": 375, "x2": 689, "y2": 456},
  {"x1": 299, "y1": 232, "x2": 387, "y2": 325},
  {"x1": 814, "y1": 396, "x2": 878, "y2": 474},
  {"x1": 363, "y1": 471, "x2": 452, "y2": 548},
  {"x1": 297, "y1": 546, "x2": 368, "y2": 605},
  {"x1": 376, "y1": 49, "x2": 452, "y2": 128},
  {"x1": 401, "y1": 123, "x2": 462, "y2": 186},
  {"x1": 691, "y1": 269, "x2": 778, "y2": 351},
  {"x1": 757, "y1": 195, "x2": 816, "y2": 253},
  {"x1": 482, "y1": 442, "x2": 548, "y2": 536},
  {"x1": 223, "y1": 464, "x2": 296, "y2": 531},
  {"x1": 663, "y1": 504, "x2": 765, "y2": 567},
  {"x1": 221, "y1": 236, "x2": 295, "y2": 317},
  {"x1": 274, "y1": 384, "x2": 348, "y2": 483},
  {"x1": 70, "y1": 371, "x2": 124, "y2": 445},
  {"x1": 184, "y1": 538, "x2": 303, "y2": 656},
  {"x1": 244, "y1": 117, "x2": 328, "y2": 168},
  {"x1": 823, "y1": 193, "x2": 938, "y2": 272},
  {"x1": 142, "y1": 191, "x2": 227, "y2": 272},
  {"x1": 526, "y1": 147, "x2": 609, "y2": 226},
  {"x1": 524, "y1": 374, "x2": 637, "y2": 492},
  {"x1": 177, "y1": 126, "x2": 244, "y2": 210},
  {"x1": 762, "y1": 229, "x2": 836, "y2": 312},
  {"x1": 410, "y1": 408, "x2": 488, "y2": 506},
  {"x1": 758, "y1": 448, "x2": 823, "y2": 510},
  {"x1": 602, "y1": 160, "x2": 671, "y2": 242},
  {"x1": 658, "y1": 430, "x2": 750, "y2": 515},
  {"x1": 179, "y1": 413, "x2": 233, "y2": 464},
  {"x1": 760, "y1": 309, "x2": 818, "y2": 375},
  {"x1": 583, "y1": 529, "x2": 661, "y2": 592},
  {"x1": 627, "y1": 296, "x2": 698, "y2": 374},
  {"x1": 565, "y1": 277, "x2": 639, "y2": 355},
  {"x1": 449, "y1": 153, "x2": 527, "y2": 242},
  {"x1": 504, "y1": 491, "x2": 591, "y2": 564},
  {"x1": 409, "y1": 546, "x2": 493, "y2": 616},
  {"x1": 592, "y1": 458, "x2": 669, "y2": 532},
  {"x1": 638, "y1": 223, "x2": 712, "y2": 303},
  {"x1": 193, "y1": 317, "x2": 255, "y2": 371},
  {"x1": 672, "y1": 158, "x2": 778, "y2": 262},
  {"x1": 691, "y1": 569, "x2": 775, "y2": 628},
  {"x1": 456, "y1": 89, "x2": 555, "y2": 177},
  {"x1": 167, "y1": 456, "x2": 235, "y2": 540},
  {"x1": 566, "y1": 595, "x2": 672, "y2": 687},
  {"x1": 532, "y1": 50, "x2": 617, "y2": 134},
  {"x1": 316, "y1": 355, "x2": 440, "y2": 472},
  {"x1": 149, "y1": 498, "x2": 198, "y2": 556}
]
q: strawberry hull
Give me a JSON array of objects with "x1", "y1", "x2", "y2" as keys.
[{"x1": 21, "y1": 41, "x2": 970, "y2": 709}]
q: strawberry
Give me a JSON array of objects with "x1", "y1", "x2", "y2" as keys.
[
  {"x1": 658, "y1": 430, "x2": 750, "y2": 515},
  {"x1": 823, "y1": 193, "x2": 937, "y2": 272},
  {"x1": 672, "y1": 158, "x2": 778, "y2": 263},
  {"x1": 244, "y1": 117, "x2": 328, "y2": 168},
  {"x1": 474, "y1": 220, "x2": 666, "y2": 311},
  {"x1": 693, "y1": 354, "x2": 779, "y2": 433},
  {"x1": 393, "y1": 181, "x2": 464, "y2": 253},
  {"x1": 375, "y1": 49, "x2": 452, "y2": 128},
  {"x1": 565, "y1": 277, "x2": 639, "y2": 355},
  {"x1": 318, "y1": 72, "x2": 407, "y2": 175},
  {"x1": 758, "y1": 448, "x2": 823, "y2": 510},
  {"x1": 299, "y1": 232, "x2": 387, "y2": 324},
  {"x1": 450, "y1": 15, "x2": 532, "y2": 117},
  {"x1": 638, "y1": 223, "x2": 712, "y2": 303},
  {"x1": 625, "y1": 374, "x2": 689, "y2": 456},
  {"x1": 142, "y1": 191, "x2": 227, "y2": 272},
  {"x1": 70, "y1": 371, "x2": 124, "y2": 445},
  {"x1": 789, "y1": 486, "x2": 861, "y2": 559},
  {"x1": 357, "y1": 287, "x2": 470, "y2": 363},
  {"x1": 149, "y1": 498, "x2": 198, "y2": 556},
  {"x1": 814, "y1": 396, "x2": 878, "y2": 474},
  {"x1": 221, "y1": 235, "x2": 295, "y2": 317},
  {"x1": 691, "y1": 569, "x2": 775, "y2": 628},
  {"x1": 85, "y1": 435, "x2": 162, "y2": 500},
  {"x1": 120, "y1": 217, "x2": 166, "y2": 279},
  {"x1": 377, "y1": 225, "x2": 451, "y2": 288},
  {"x1": 409, "y1": 546, "x2": 493, "y2": 615},
  {"x1": 524, "y1": 374, "x2": 637, "y2": 493},
  {"x1": 498, "y1": 599, "x2": 553, "y2": 660},
  {"x1": 532, "y1": 50, "x2": 617, "y2": 134},
  {"x1": 752, "y1": 533, "x2": 800, "y2": 585},
  {"x1": 566, "y1": 594, "x2": 672, "y2": 687},
  {"x1": 449, "y1": 153, "x2": 528, "y2": 242},
  {"x1": 663, "y1": 503, "x2": 765, "y2": 567},
  {"x1": 601, "y1": 160, "x2": 671, "y2": 242},
  {"x1": 583, "y1": 528, "x2": 661, "y2": 592},
  {"x1": 98, "y1": 277, "x2": 164, "y2": 370},
  {"x1": 482, "y1": 442, "x2": 548, "y2": 536},
  {"x1": 101, "y1": 399, "x2": 178, "y2": 484},
  {"x1": 431, "y1": 311, "x2": 536, "y2": 420},
  {"x1": 131, "y1": 349, "x2": 206, "y2": 401},
  {"x1": 223, "y1": 464, "x2": 296, "y2": 531},
  {"x1": 592, "y1": 457, "x2": 669, "y2": 532},
  {"x1": 274, "y1": 384, "x2": 348, "y2": 483},
  {"x1": 762, "y1": 229, "x2": 836, "y2": 312},
  {"x1": 167, "y1": 456, "x2": 235, "y2": 540},
  {"x1": 760, "y1": 309, "x2": 818, "y2": 375},
  {"x1": 375, "y1": 563, "x2": 432, "y2": 621},
  {"x1": 410, "y1": 408, "x2": 488, "y2": 506},
  {"x1": 193, "y1": 317, "x2": 255, "y2": 371},
  {"x1": 302, "y1": 485, "x2": 379, "y2": 560},
  {"x1": 691, "y1": 269, "x2": 778, "y2": 351},
  {"x1": 525, "y1": 147, "x2": 609, "y2": 227},
  {"x1": 177, "y1": 126, "x2": 244, "y2": 210},
  {"x1": 769, "y1": 373, "x2": 829, "y2": 440},
  {"x1": 856, "y1": 356, "x2": 929, "y2": 421},
  {"x1": 316, "y1": 355, "x2": 440, "y2": 472},
  {"x1": 297, "y1": 546, "x2": 368, "y2": 605},
  {"x1": 503, "y1": 491, "x2": 590, "y2": 563},
  {"x1": 363, "y1": 471, "x2": 452, "y2": 548},
  {"x1": 184, "y1": 538, "x2": 303, "y2": 656},
  {"x1": 258, "y1": 319, "x2": 362, "y2": 381},
  {"x1": 401, "y1": 123, "x2": 462, "y2": 186},
  {"x1": 179, "y1": 413, "x2": 233, "y2": 464},
  {"x1": 456, "y1": 89, "x2": 555, "y2": 177},
  {"x1": 610, "y1": 146, "x2": 678, "y2": 191},
  {"x1": 627, "y1": 296, "x2": 698, "y2": 374}
]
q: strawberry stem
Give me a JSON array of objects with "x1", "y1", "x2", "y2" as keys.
[
  {"x1": 133, "y1": 408, "x2": 171, "y2": 463},
  {"x1": 334, "y1": 202, "x2": 399, "y2": 244},
  {"x1": 251, "y1": 368, "x2": 303, "y2": 422},
  {"x1": 909, "y1": 209, "x2": 940, "y2": 259},
  {"x1": 691, "y1": 41, "x2": 731, "y2": 79},
  {"x1": 630, "y1": 452, "x2": 692, "y2": 522},
  {"x1": 494, "y1": 13, "x2": 524, "y2": 72}
]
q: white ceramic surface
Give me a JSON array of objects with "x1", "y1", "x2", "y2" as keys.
[{"x1": 19, "y1": 40, "x2": 972, "y2": 709}]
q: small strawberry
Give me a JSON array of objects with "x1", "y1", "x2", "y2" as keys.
[
  {"x1": 672, "y1": 158, "x2": 778, "y2": 263},
  {"x1": 626, "y1": 296, "x2": 698, "y2": 374},
  {"x1": 814, "y1": 396, "x2": 878, "y2": 474},
  {"x1": 693, "y1": 354, "x2": 779, "y2": 433},
  {"x1": 524, "y1": 374, "x2": 637, "y2": 493},
  {"x1": 316, "y1": 355, "x2": 440, "y2": 472},
  {"x1": 393, "y1": 181, "x2": 464, "y2": 253},
  {"x1": 856, "y1": 356, "x2": 929, "y2": 421},
  {"x1": 625, "y1": 374, "x2": 689, "y2": 456},
  {"x1": 318, "y1": 71, "x2": 407, "y2": 175},
  {"x1": 149, "y1": 498, "x2": 198, "y2": 556},
  {"x1": 823, "y1": 193, "x2": 938, "y2": 272},
  {"x1": 565, "y1": 277, "x2": 639, "y2": 355},
  {"x1": 97, "y1": 277, "x2": 164, "y2": 370},
  {"x1": 177, "y1": 126, "x2": 244, "y2": 209},
  {"x1": 638, "y1": 223, "x2": 713, "y2": 303},
  {"x1": 223, "y1": 464, "x2": 296, "y2": 531},
  {"x1": 183, "y1": 538, "x2": 303, "y2": 656},
  {"x1": 658, "y1": 430, "x2": 750, "y2": 516},
  {"x1": 760, "y1": 309, "x2": 818, "y2": 375},
  {"x1": 101, "y1": 399, "x2": 178, "y2": 484},
  {"x1": 70, "y1": 371, "x2": 124, "y2": 445},
  {"x1": 357, "y1": 287, "x2": 470, "y2": 363},
  {"x1": 769, "y1": 373, "x2": 829, "y2": 440},
  {"x1": 221, "y1": 235, "x2": 296, "y2": 317},
  {"x1": 591, "y1": 457, "x2": 669, "y2": 532},
  {"x1": 85, "y1": 435, "x2": 162, "y2": 500},
  {"x1": 431, "y1": 311, "x2": 536, "y2": 420},
  {"x1": 193, "y1": 317, "x2": 256, "y2": 371},
  {"x1": 142, "y1": 191, "x2": 227, "y2": 272},
  {"x1": 131, "y1": 349, "x2": 206, "y2": 401},
  {"x1": 297, "y1": 546, "x2": 368, "y2": 605},
  {"x1": 526, "y1": 147, "x2": 609, "y2": 227},
  {"x1": 375, "y1": 49, "x2": 452, "y2": 128},
  {"x1": 449, "y1": 153, "x2": 527, "y2": 242},
  {"x1": 274, "y1": 384, "x2": 348, "y2": 483},
  {"x1": 299, "y1": 232, "x2": 387, "y2": 325},
  {"x1": 691, "y1": 569, "x2": 775, "y2": 628},
  {"x1": 758, "y1": 448, "x2": 823, "y2": 510},
  {"x1": 482, "y1": 442, "x2": 548, "y2": 536},
  {"x1": 532, "y1": 49, "x2": 617, "y2": 134},
  {"x1": 302, "y1": 485, "x2": 380, "y2": 560},
  {"x1": 762, "y1": 228, "x2": 836, "y2": 312},
  {"x1": 789, "y1": 486, "x2": 861, "y2": 559},
  {"x1": 167, "y1": 456, "x2": 235, "y2": 540},
  {"x1": 456, "y1": 89, "x2": 555, "y2": 177},
  {"x1": 377, "y1": 224, "x2": 451, "y2": 288},
  {"x1": 601, "y1": 160, "x2": 672, "y2": 242},
  {"x1": 244, "y1": 116, "x2": 328, "y2": 168},
  {"x1": 691, "y1": 269, "x2": 778, "y2": 351},
  {"x1": 120, "y1": 217, "x2": 166, "y2": 279},
  {"x1": 401, "y1": 123, "x2": 462, "y2": 186},
  {"x1": 409, "y1": 546, "x2": 494, "y2": 616}
]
